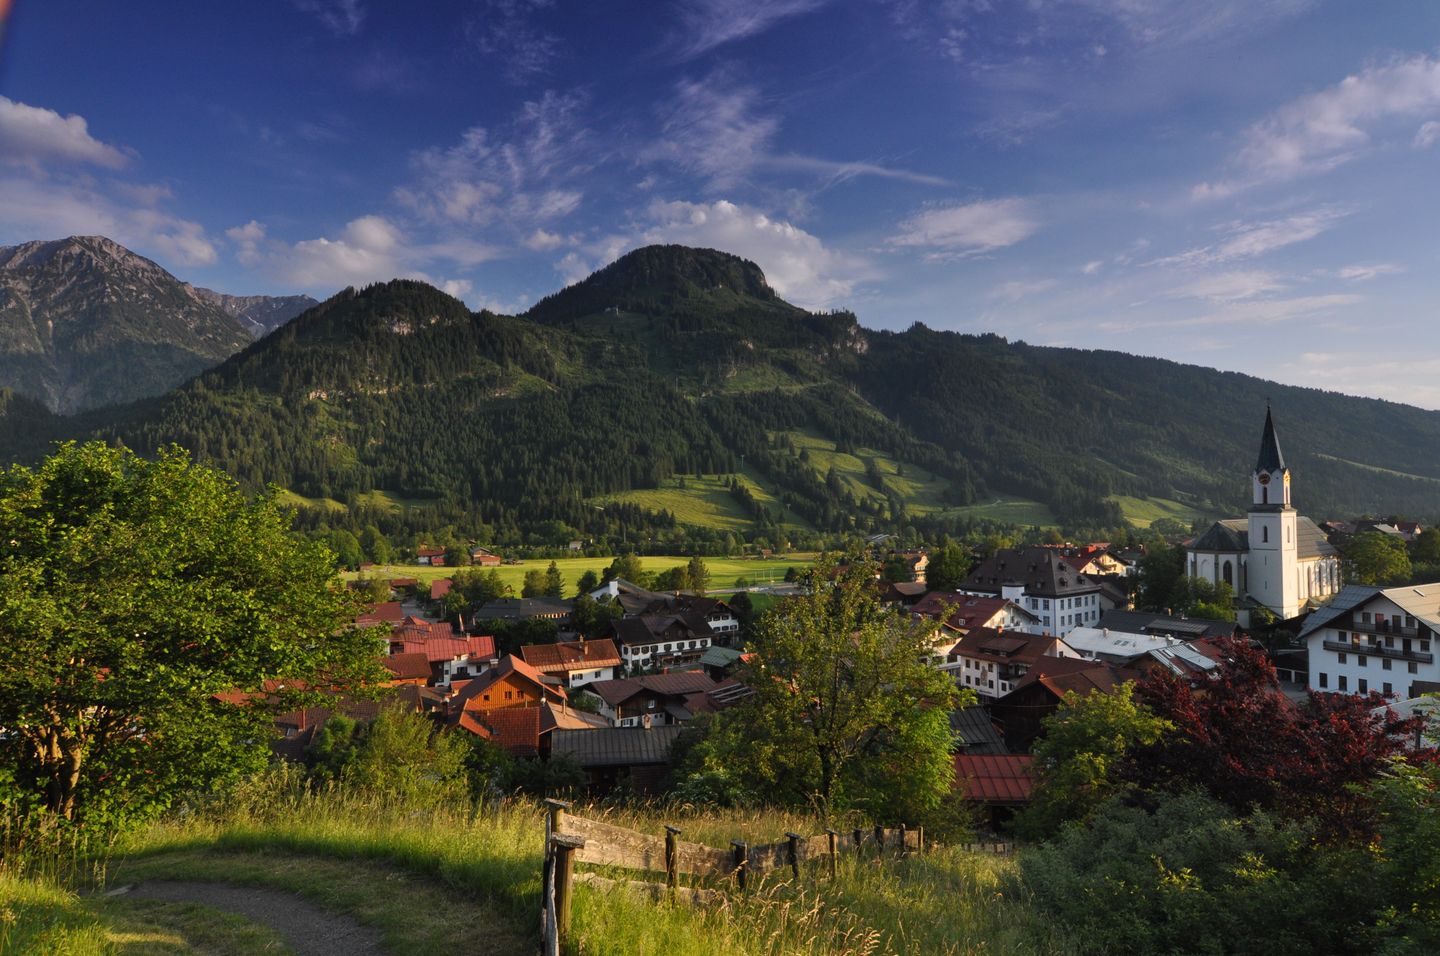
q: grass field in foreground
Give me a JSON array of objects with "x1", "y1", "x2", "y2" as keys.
[
  {"x1": 346, "y1": 553, "x2": 816, "y2": 595},
  {"x1": 50, "y1": 784, "x2": 1075, "y2": 956}
]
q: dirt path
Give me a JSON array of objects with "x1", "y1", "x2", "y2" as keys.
[{"x1": 112, "y1": 881, "x2": 385, "y2": 956}]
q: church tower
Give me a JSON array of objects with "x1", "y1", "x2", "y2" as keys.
[{"x1": 1247, "y1": 407, "x2": 1300, "y2": 617}]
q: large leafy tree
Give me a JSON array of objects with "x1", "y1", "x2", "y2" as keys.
[
  {"x1": 1345, "y1": 531, "x2": 1412, "y2": 586},
  {"x1": 699, "y1": 552, "x2": 964, "y2": 820},
  {"x1": 0, "y1": 443, "x2": 381, "y2": 828}
]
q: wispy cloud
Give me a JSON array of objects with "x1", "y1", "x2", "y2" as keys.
[
  {"x1": 887, "y1": 198, "x2": 1039, "y2": 260},
  {"x1": 674, "y1": 0, "x2": 831, "y2": 59},
  {"x1": 394, "y1": 91, "x2": 590, "y2": 231},
  {"x1": 1096, "y1": 292, "x2": 1361, "y2": 333},
  {"x1": 1195, "y1": 54, "x2": 1440, "y2": 197},
  {"x1": 1170, "y1": 270, "x2": 1287, "y2": 303},
  {"x1": 1336, "y1": 263, "x2": 1403, "y2": 282},
  {"x1": 292, "y1": 0, "x2": 365, "y2": 37},
  {"x1": 1154, "y1": 208, "x2": 1347, "y2": 267},
  {"x1": 0, "y1": 96, "x2": 129, "y2": 169},
  {"x1": 465, "y1": 0, "x2": 561, "y2": 83}
]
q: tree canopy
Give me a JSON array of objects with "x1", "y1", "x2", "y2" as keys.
[{"x1": 0, "y1": 442, "x2": 382, "y2": 829}]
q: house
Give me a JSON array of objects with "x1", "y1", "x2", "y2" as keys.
[
  {"x1": 1187, "y1": 408, "x2": 1341, "y2": 624},
  {"x1": 1300, "y1": 583, "x2": 1440, "y2": 699},
  {"x1": 550, "y1": 724, "x2": 687, "y2": 795},
  {"x1": 580, "y1": 672, "x2": 718, "y2": 727},
  {"x1": 697, "y1": 645, "x2": 748, "y2": 681},
  {"x1": 473, "y1": 596, "x2": 572, "y2": 623},
  {"x1": 953, "y1": 754, "x2": 1035, "y2": 829},
  {"x1": 455, "y1": 700, "x2": 609, "y2": 758},
  {"x1": 1096, "y1": 609, "x2": 1236, "y2": 641},
  {"x1": 990, "y1": 657, "x2": 1127, "y2": 751},
  {"x1": 356, "y1": 601, "x2": 405, "y2": 627},
  {"x1": 950, "y1": 706, "x2": 1008, "y2": 755},
  {"x1": 1063, "y1": 626, "x2": 1226, "y2": 679},
  {"x1": 946, "y1": 626, "x2": 1082, "y2": 700},
  {"x1": 1063, "y1": 545, "x2": 1128, "y2": 578},
  {"x1": 880, "y1": 581, "x2": 929, "y2": 606},
  {"x1": 892, "y1": 550, "x2": 929, "y2": 584},
  {"x1": 449, "y1": 654, "x2": 566, "y2": 715},
  {"x1": 429, "y1": 578, "x2": 453, "y2": 601},
  {"x1": 961, "y1": 547, "x2": 1104, "y2": 636},
  {"x1": 470, "y1": 546, "x2": 503, "y2": 567},
  {"x1": 611, "y1": 612, "x2": 714, "y2": 670},
  {"x1": 912, "y1": 593, "x2": 1040, "y2": 634},
  {"x1": 415, "y1": 546, "x2": 447, "y2": 567},
  {"x1": 589, "y1": 581, "x2": 741, "y2": 643},
  {"x1": 519, "y1": 637, "x2": 622, "y2": 688},
  {"x1": 381, "y1": 652, "x2": 432, "y2": 686}
]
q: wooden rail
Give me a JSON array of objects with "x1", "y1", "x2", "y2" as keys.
[{"x1": 538, "y1": 799, "x2": 923, "y2": 952}]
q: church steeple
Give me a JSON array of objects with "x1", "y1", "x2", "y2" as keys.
[
  {"x1": 1255, "y1": 405, "x2": 1286, "y2": 474},
  {"x1": 1251, "y1": 405, "x2": 1291, "y2": 509}
]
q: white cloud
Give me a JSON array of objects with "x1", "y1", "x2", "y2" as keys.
[
  {"x1": 523, "y1": 227, "x2": 570, "y2": 251},
  {"x1": 395, "y1": 91, "x2": 590, "y2": 232},
  {"x1": 0, "y1": 172, "x2": 216, "y2": 267},
  {"x1": 1416, "y1": 120, "x2": 1440, "y2": 148},
  {"x1": 1197, "y1": 54, "x2": 1440, "y2": 195},
  {"x1": 646, "y1": 75, "x2": 779, "y2": 189},
  {"x1": 292, "y1": 0, "x2": 364, "y2": 36},
  {"x1": 1095, "y1": 292, "x2": 1361, "y2": 333},
  {"x1": 1155, "y1": 208, "x2": 1346, "y2": 267},
  {"x1": 1081, "y1": 259, "x2": 1104, "y2": 275},
  {"x1": 887, "y1": 198, "x2": 1039, "y2": 259},
  {"x1": 1336, "y1": 263, "x2": 1403, "y2": 282},
  {"x1": 0, "y1": 97, "x2": 128, "y2": 169},
  {"x1": 675, "y1": 0, "x2": 831, "y2": 58},
  {"x1": 440, "y1": 278, "x2": 474, "y2": 299},
  {"x1": 1171, "y1": 270, "x2": 1286, "y2": 302}
]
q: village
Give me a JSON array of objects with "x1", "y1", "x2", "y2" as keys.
[{"x1": 258, "y1": 409, "x2": 1440, "y2": 831}]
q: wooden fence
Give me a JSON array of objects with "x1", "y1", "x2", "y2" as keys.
[{"x1": 539, "y1": 799, "x2": 923, "y2": 954}]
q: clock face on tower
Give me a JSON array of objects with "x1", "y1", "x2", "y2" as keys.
[{"x1": 1258, "y1": 472, "x2": 1271, "y2": 486}]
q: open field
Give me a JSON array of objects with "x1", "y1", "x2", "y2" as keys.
[
  {"x1": 1108, "y1": 494, "x2": 1210, "y2": 529},
  {"x1": 781, "y1": 430, "x2": 961, "y2": 515},
  {"x1": 587, "y1": 470, "x2": 810, "y2": 532},
  {"x1": 1315, "y1": 453, "x2": 1440, "y2": 484},
  {"x1": 944, "y1": 496, "x2": 1057, "y2": 526},
  {"x1": 346, "y1": 553, "x2": 815, "y2": 594}
]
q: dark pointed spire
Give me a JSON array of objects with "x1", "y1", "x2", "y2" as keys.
[{"x1": 1255, "y1": 405, "x2": 1286, "y2": 473}]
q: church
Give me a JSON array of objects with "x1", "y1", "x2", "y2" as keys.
[{"x1": 1187, "y1": 408, "x2": 1342, "y2": 624}]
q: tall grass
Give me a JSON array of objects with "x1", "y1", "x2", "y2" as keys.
[{"x1": 94, "y1": 770, "x2": 1073, "y2": 956}]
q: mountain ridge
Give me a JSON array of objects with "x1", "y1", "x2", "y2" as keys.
[{"x1": 3, "y1": 242, "x2": 1439, "y2": 543}]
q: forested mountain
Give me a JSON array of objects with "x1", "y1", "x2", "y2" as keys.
[{"x1": 4, "y1": 243, "x2": 1440, "y2": 546}]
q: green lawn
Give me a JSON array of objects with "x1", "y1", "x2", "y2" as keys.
[
  {"x1": 944, "y1": 496, "x2": 1057, "y2": 527},
  {"x1": 347, "y1": 553, "x2": 814, "y2": 595},
  {"x1": 587, "y1": 471, "x2": 810, "y2": 532},
  {"x1": 1109, "y1": 495, "x2": 1209, "y2": 529}
]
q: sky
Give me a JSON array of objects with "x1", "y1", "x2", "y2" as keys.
[{"x1": 3, "y1": 2, "x2": 1440, "y2": 405}]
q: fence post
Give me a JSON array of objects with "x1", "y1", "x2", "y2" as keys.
[
  {"x1": 825, "y1": 829, "x2": 838, "y2": 881},
  {"x1": 664, "y1": 825, "x2": 681, "y2": 894},
  {"x1": 544, "y1": 797, "x2": 571, "y2": 837},
  {"x1": 874, "y1": 824, "x2": 885, "y2": 860},
  {"x1": 852, "y1": 827, "x2": 863, "y2": 858},
  {"x1": 551, "y1": 833, "x2": 585, "y2": 947},
  {"x1": 898, "y1": 823, "x2": 907, "y2": 858},
  {"x1": 785, "y1": 832, "x2": 802, "y2": 882},
  {"x1": 916, "y1": 826, "x2": 925, "y2": 855},
  {"x1": 731, "y1": 840, "x2": 749, "y2": 892}
]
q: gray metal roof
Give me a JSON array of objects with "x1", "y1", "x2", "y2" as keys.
[
  {"x1": 1297, "y1": 584, "x2": 1378, "y2": 638},
  {"x1": 949, "y1": 706, "x2": 1007, "y2": 755},
  {"x1": 551, "y1": 725, "x2": 685, "y2": 767}
]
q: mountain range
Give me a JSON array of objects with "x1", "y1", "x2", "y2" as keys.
[
  {"x1": 0, "y1": 236, "x2": 313, "y2": 413},
  {"x1": 3, "y1": 238, "x2": 1440, "y2": 544}
]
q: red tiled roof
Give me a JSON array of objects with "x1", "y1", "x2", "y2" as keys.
[
  {"x1": 392, "y1": 634, "x2": 497, "y2": 664},
  {"x1": 520, "y1": 638, "x2": 623, "y2": 673},
  {"x1": 952, "y1": 627, "x2": 1058, "y2": 666},
  {"x1": 417, "y1": 547, "x2": 446, "y2": 558},
  {"x1": 430, "y1": 578, "x2": 453, "y2": 599},
  {"x1": 913, "y1": 594, "x2": 1030, "y2": 631},
  {"x1": 1011, "y1": 656, "x2": 1125, "y2": 698},
  {"x1": 477, "y1": 706, "x2": 544, "y2": 757},
  {"x1": 356, "y1": 601, "x2": 405, "y2": 626},
  {"x1": 383, "y1": 652, "x2": 432, "y2": 681},
  {"x1": 388, "y1": 577, "x2": 419, "y2": 588},
  {"x1": 954, "y1": 754, "x2": 1035, "y2": 804}
]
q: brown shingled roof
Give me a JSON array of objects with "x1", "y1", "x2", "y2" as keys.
[{"x1": 520, "y1": 638, "x2": 622, "y2": 673}]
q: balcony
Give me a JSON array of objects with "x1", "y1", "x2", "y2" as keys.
[
  {"x1": 1346, "y1": 618, "x2": 1420, "y2": 640},
  {"x1": 1322, "y1": 638, "x2": 1433, "y2": 665}
]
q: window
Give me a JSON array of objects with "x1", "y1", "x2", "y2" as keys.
[
  {"x1": 1410, "y1": 662, "x2": 1419, "y2": 674},
  {"x1": 1384, "y1": 682, "x2": 1393, "y2": 696},
  {"x1": 1338, "y1": 652, "x2": 1347, "y2": 664},
  {"x1": 1359, "y1": 655, "x2": 1367, "y2": 668},
  {"x1": 664, "y1": 644, "x2": 672, "y2": 652},
  {"x1": 1338, "y1": 676, "x2": 1348, "y2": 691},
  {"x1": 1362, "y1": 612, "x2": 1371, "y2": 624},
  {"x1": 1383, "y1": 658, "x2": 1392, "y2": 670},
  {"x1": 504, "y1": 690, "x2": 513, "y2": 700},
  {"x1": 1424, "y1": 641, "x2": 1432, "y2": 652},
  {"x1": 1358, "y1": 678, "x2": 1368, "y2": 694},
  {"x1": 1262, "y1": 526, "x2": 1269, "y2": 543},
  {"x1": 1406, "y1": 615, "x2": 1417, "y2": 628},
  {"x1": 1319, "y1": 672, "x2": 1328, "y2": 688}
]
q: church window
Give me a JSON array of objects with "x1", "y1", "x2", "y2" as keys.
[
  {"x1": 1262, "y1": 486, "x2": 1268, "y2": 504},
  {"x1": 1262, "y1": 526, "x2": 1269, "y2": 543},
  {"x1": 1222, "y1": 561, "x2": 1233, "y2": 586}
]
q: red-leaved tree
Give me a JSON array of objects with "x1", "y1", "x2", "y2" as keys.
[{"x1": 1126, "y1": 638, "x2": 1428, "y2": 840}]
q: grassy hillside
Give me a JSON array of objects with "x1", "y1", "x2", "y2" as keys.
[
  {"x1": 1108, "y1": 494, "x2": 1210, "y2": 529},
  {"x1": 588, "y1": 471, "x2": 811, "y2": 532},
  {"x1": 347, "y1": 553, "x2": 815, "y2": 593},
  {"x1": 6, "y1": 785, "x2": 1073, "y2": 956}
]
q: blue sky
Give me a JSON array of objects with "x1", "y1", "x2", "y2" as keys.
[{"x1": 3, "y1": 1, "x2": 1440, "y2": 404}]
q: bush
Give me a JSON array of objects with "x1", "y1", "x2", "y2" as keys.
[{"x1": 1021, "y1": 790, "x2": 1380, "y2": 956}]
